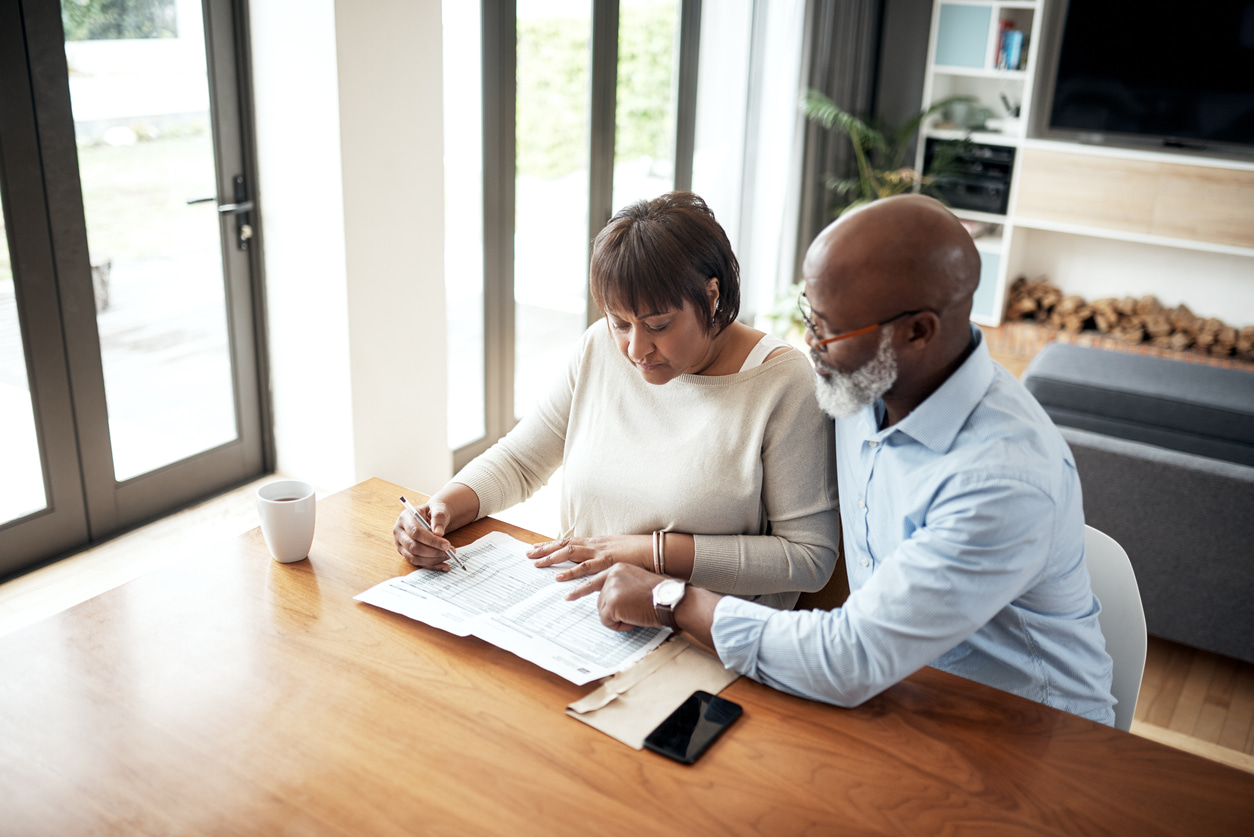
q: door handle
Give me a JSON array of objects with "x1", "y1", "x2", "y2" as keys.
[
  {"x1": 184, "y1": 177, "x2": 253, "y2": 249},
  {"x1": 185, "y1": 198, "x2": 253, "y2": 213},
  {"x1": 185, "y1": 199, "x2": 253, "y2": 214}
]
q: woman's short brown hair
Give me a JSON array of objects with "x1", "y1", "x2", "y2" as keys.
[{"x1": 589, "y1": 191, "x2": 740, "y2": 335}]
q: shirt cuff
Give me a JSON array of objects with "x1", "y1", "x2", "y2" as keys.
[{"x1": 710, "y1": 595, "x2": 777, "y2": 678}]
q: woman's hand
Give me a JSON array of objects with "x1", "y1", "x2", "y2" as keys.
[
  {"x1": 526, "y1": 534, "x2": 652, "y2": 581},
  {"x1": 392, "y1": 483, "x2": 480, "y2": 571},
  {"x1": 393, "y1": 500, "x2": 458, "y2": 571}
]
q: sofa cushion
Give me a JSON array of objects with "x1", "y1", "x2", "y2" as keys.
[
  {"x1": 1022, "y1": 344, "x2": 1254, "y2": 467},
  {"x1": 1061, "y1": 426, "x2": 1254, "y2": 663}
]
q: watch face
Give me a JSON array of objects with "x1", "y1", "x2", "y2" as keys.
[{"x1": 654, "y1": 579, "x2": 685, "y2": 607}]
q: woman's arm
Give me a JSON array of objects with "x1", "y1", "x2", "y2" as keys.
[
  {"x1": 393, "y1": 328, "x2": 592, "y2": 568},
  {"x1": 528, "y1": 531, "x2": 696, "y2": 581},
  {"x1": 689, "y1": 362, "x2": 841, "y2": 597}
]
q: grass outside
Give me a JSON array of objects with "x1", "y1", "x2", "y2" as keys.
[{"x1": 77, "y1": 133, "x2": 219, "y2": 263}]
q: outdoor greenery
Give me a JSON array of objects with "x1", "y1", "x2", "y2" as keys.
[
  {"x1": 77, "y1": 135, "x2": 219, "y2": 262},
  {"x1": 62, "y1": 0, "x2": 176, "y2": 41},
  {"x1": 802, "y1": 89, "x2": 974, "y2": 217},
  {"x1": 614, "y1": 4, "x2": 678, "y2": 170},
  {"x1": 517, "y1": 2, "x2": 676, "y2": 180}
]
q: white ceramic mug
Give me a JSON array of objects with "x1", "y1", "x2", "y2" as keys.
[{"x1": 257, "y1": 480, "x2": 316, "y2": 563}]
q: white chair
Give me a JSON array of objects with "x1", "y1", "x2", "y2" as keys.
[{"x1": 1084, "y1": 525, "x2": 1148, "y2": 732}]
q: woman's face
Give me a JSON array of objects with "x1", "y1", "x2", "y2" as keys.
[{"x1": 604, "y1": 299, "x2": 716, "y2": 385}]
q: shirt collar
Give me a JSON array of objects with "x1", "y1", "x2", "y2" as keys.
[{"x1": 858, "y1": 324, "x2": 994, "y2": 453}]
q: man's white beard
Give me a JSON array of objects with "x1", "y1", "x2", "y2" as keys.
[{"x1": 812, "y1": 324, "x2": 898, "y2": 419}]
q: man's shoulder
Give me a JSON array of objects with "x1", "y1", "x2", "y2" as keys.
[
  {"x1": 952, "y1": 365, "x2": 1075, "y2": 485},
  {"x1": 979, "y1": 362, "x2": 1061, "y2": 439}
]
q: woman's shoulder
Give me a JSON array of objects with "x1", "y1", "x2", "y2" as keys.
[
  {"x1": 749, "y1": 336, "x2": 812, "y2": 379},
  {"x1": 739, "y1": 332, "x2": 794, "y2": 370}
]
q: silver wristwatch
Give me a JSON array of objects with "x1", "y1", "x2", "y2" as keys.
[{"x1": 652, "y1": 578, "x2": 688, "y2": 629}]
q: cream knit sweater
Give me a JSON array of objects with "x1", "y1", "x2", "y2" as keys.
[{"x1": 453, "y1": 322, "x2": 840, "y2": 610}]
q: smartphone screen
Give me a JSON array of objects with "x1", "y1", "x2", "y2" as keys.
[{"x1": 643, "y1": 690, "x2": 742, "y2": 764}]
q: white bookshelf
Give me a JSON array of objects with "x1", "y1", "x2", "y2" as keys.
[
  {"x1": 916, "y1": 0, "x2": 1254, "y2": 328},
  {"x1": 917, "y1": 0, "x2": 1044, "y2": 325}
]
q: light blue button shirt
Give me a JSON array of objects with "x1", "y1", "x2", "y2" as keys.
[{"x1": 712, "y1": 327, "x2": 1116, "y2": 724}]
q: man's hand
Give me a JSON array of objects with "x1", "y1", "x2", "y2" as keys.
[
  {"x1": 567, "y1": 564, "x2": 721, "y2": 649},
  {"x1": 565, "y1": 564, "x2": 662, "y2": 631}
]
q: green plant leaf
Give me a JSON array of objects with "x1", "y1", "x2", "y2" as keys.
[{"x1": 801, "y1": 88, "x2": 963, "y2": 217}]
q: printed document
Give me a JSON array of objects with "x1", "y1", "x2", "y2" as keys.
[{"x1": 354, "y1": 531, "x2": 669, "y2": 685}]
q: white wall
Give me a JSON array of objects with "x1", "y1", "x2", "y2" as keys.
[{"x1": 250, "y1": 0, "x2": 450, "y2": 495}]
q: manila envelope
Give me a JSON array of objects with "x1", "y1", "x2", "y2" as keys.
[{"x1": 566, "y1": 634, "x2": 739, "y2": 749}]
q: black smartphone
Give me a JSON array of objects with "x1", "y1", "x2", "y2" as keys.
[{"x1": 643, "y1": 690, "x2": 743, "y2": 765}]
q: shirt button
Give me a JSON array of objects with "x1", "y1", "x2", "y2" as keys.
[
  {"x1": 858, "y1": 499, "x2": 866, "y2": 509},
  {"x1": 860, "y1": 558, "x2": 870, "y2": 567},
  {"x1": 868, "y1": 440, "x2": 879, "y2": 448}
]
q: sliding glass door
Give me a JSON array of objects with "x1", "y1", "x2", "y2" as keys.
[
  {"x1": 0, "y1": 0, "x2": 267, "y2": 576},
  {"x1": 0, "y1": 4, "x2": 89, "y2": 563}
]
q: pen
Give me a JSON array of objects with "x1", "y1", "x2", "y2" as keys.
[{"x1": 399, "y1": 496, "x2": 466, "y2": 571}]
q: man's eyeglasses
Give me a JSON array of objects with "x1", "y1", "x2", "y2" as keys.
[{"x1": 798, "y1": 292, "x2": 927, "y2": 348}]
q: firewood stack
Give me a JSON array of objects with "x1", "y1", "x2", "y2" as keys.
[{"x1": 1004, "y1": 277, "x2": 1254, "y2": 361}]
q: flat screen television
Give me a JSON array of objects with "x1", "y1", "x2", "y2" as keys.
[{"x1": 1044, "y1": 0, "x2": 1254, "y2": 155}]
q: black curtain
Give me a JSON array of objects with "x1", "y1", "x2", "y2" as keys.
[{"x1": 795, "y1": 0, "x2": 885, "y2": 276}]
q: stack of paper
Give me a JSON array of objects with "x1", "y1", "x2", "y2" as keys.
[{"x1": 355, "y1": 531, "x2": 670, "y2": 685}]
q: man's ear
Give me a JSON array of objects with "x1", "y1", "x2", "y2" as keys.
[{"x1": 901, "y1": 310, "x2": 940, "y2": 351}]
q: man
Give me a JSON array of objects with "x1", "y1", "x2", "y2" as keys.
[{"x1": 571, "y1": 194, "x2": 1116, "y2": 724}]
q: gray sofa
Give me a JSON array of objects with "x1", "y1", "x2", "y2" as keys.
[{"x1": 1022, "y1": 344, "x2": 1254, "y2": 664}]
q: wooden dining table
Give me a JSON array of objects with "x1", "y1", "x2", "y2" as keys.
[{"x1": 2, "y1": 477, "x2": 1252, "y2": 835}]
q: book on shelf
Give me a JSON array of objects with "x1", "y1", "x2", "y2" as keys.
[{"x1": 999, "y1": 27, "x2": 1025, "y2": 71}]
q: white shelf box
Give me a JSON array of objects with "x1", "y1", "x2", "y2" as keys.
[{"x1": 926, "y1": 71, "x2": 1027, "y2": 134}]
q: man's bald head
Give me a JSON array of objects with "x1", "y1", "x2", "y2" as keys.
[{"x1": 803, "y1": 194, "x2": 980, "y2": 323}]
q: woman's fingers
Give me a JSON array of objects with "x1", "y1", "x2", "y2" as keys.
[
  {"x1": 392, "y1": 510, "x2": 453, "y2": 571},
  {"x1": 424, "y1": 503, "x2": 450, "y2": 537},
  {"x1": 404, "y1": 508, "x2": 455, "y2": 554},
  {"x1": 527, "y1": 538, "x2": 578, "y2": 566}
]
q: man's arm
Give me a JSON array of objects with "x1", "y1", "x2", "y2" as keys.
[
  {"x1": 717, "y1": 475, "x2": 1062, "y2": 707},
  {"x1": 573, "y1": 476, "x2": 1062, "y2": 709}
]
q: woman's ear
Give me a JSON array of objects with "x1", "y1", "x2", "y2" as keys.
[{"x1": 706, "y1": 276, "x2": 720, "y2": 311}]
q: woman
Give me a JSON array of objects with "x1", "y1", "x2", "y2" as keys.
[{"x1": 395, "y1": 191, "x2": 838, "y2": 609}]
